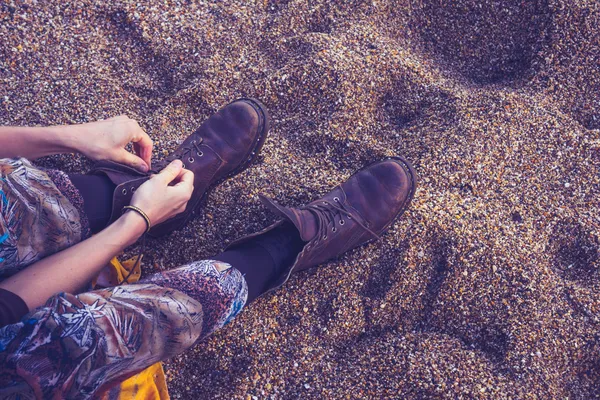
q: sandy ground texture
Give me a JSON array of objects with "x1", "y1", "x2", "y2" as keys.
[{"x1": 1, "y1": 0, "x2": 600, "y2": 398}]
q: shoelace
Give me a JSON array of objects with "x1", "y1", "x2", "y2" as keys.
[
  {"x1": 123, "y1": 233, "x2": 146, "y2": 283},
  {"x1": 161, "y1": 138, "x2": 205, "y2": 170},
  {"x1": 306, "y1": 197, "x2": 380, "y2": 243}
]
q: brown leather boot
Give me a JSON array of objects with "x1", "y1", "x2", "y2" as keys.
[
  {"x1": 89, "y1": 98, "x2": 270, "y2": 237},
  {"x1": 225, "y1": 156, "x2": 418, "y2": 295}
]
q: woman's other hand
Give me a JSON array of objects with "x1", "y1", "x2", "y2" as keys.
[
  {"x1": 129, "y1": 160, "x2": 194, "y2": 226},
  {"x1": 74, "y1": 115, "x2": 153, "y2": 172}
]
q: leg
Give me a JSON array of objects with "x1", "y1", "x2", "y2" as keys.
[
  {"x1": 68, "y1": 173, "x2": 115, "y2": 234},
  {"x1": 0, "y1": 259, "x2": 247, "y2": 398},
  {"x1": 1, "y1": 152, "x2": 416, "y2": 398},
  {"x1": 214, "y1": 222, "x2": 304, "y2": 303}
]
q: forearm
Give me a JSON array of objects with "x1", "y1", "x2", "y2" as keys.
[
  {"x1": 0, "y1": 212, "x2": 147, "y2": 310},
  {"x1": 0, "y1": 125, "x2": 79, "y2": 159}
]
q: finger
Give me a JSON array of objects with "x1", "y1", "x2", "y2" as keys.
[
  {"x1": 173, "y1": 169, "x2": 194, "y2": 197},
  {"x1": 118, "y1": 150, "x2": 149, "y2": 172},
  {"x1": 132, "y1": 129, "x2": 153, "y2": 169},
  {"x1": 133, "y1": 142, "x2": 152, "y2": 171},
  {"x1": 174, "y1": 168, "x2": 194, "y2": 188},
  {"x1": 156, "y1": 159, "x2": 184, "y2": 184}
]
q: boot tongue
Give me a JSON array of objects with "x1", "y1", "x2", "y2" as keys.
[
  {"x1": 259, "y1": 195, "x2": 318, "y2": 242},
  {"x1": 90, "y1": 160, "x2": 148, "y2": 186}
]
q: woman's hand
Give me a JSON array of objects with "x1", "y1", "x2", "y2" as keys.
[
  {"x1": 73, "y1": 115, "x2": 154, "y2": 172},
  {"x1": 129, "y1": 160, "x2": 194, "y2": 226},
  {"x1": 0, "y1": 117, "x2": 152, "y2": 165}
]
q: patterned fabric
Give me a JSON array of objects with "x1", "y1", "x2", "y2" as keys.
[
  {"x1": 0, "y1": 263, "x2": 247, "y2": 399},
  {"x1": 0, "y1": 158, "x2": 248, "y2": 399},
  {"x1": 44, "y1": 167, "x2": 91, "y2": 239},
  {"x1": 0, "y1": 158, "x2": 85, "y2": 280}
]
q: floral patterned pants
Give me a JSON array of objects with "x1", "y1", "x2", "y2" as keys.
[{"x1": 0, "y1": 159, "x2": 248, "y2": 399}]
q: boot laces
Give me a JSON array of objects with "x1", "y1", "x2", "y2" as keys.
[
  {"x1": 160, "y1": 138, "x2": 204, "y2": 170},
  {"x1": 306, "y1": 197, "x2": 380, "y2": 242}
]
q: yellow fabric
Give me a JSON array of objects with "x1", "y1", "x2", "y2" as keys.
[
  {"x1": 99, "y1": 362, "x2": 169, "y2": 400},
  {"x1": 95, "y1": 255, "x2": 170, "y2": 400},
  {"x1": 93, "y1": 255, "x2": 143, "y2": 288}
]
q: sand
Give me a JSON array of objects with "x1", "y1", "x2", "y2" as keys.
[{"x1": 1, "y1": 0, "x2": 599, "y2": 398}]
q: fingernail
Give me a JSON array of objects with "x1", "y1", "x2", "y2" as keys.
[
  {"x1": 172, "y1": 159, "x2": 182, "y2": 167},
  {"x1": 140, "y1": 164, "x2": 149, "y2": 172}
]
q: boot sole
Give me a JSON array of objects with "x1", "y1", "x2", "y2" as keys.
[{"x1": 148, "y1": 98, "x2": 270, "y2": 237}]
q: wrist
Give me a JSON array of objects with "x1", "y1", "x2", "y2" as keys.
[
  {"x1": 49, "y1": 124, "x2": 82, "y2": 154},
  {"x1": 114, "y1": 211, "x2": 148, "y2": 246}
]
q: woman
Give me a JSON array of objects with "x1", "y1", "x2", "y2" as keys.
[{"x1": 0, "y1": 99, "x2": 417, "y2": 398}]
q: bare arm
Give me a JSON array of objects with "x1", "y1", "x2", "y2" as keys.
[
  {"x1": 0, "y1": 160, "x2": 194, "y2": 311},
  {"x1": 0, "y1": 125, "x2": 78, "y2": 160},
  {"x1": 0, "y1": 116, "x2": 154, "y2": 171},
  {"x1": 0, "y1": 212, "x2": 146, "y2": 309}
]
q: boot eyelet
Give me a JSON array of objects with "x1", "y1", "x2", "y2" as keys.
[
  {"x1": 347, "y1": 215, "x2": 352, "y2": 219},
  {"x1": 131, "y1": 187, "x2": 136, "y2": 193},
  {"x1": 323, "y1": 235, "x2": 327, "y2": 240},
  {"x1": 122, "y1": 188, "x2": 127, "y2": 195},
  {"x1": 188, "y1": 157, "x2": 195, "y2": 163},
  {"x1": 332, "y1": 227, "x2": 337, "y2": 232},
  {"x1": 334, "y1": 197, "x2": 340, "y2": 202},
  {"x1": 197, "y1": 151, "x2": 203, "y2": 157},
  {"x1": 339, "y1": 220, "x2": 345, "y2": 225},
  {"x1": 323, "y1": 201, "x2": 328, "y2": 205},
  {"x1": 182, "y1": 163, "x2": 186, "y2": 169}
]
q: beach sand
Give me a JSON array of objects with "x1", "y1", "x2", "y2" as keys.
[{"x1": 1, "y1": 0, "x2": 599, "y2": 398}]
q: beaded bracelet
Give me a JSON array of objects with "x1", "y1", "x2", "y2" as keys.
[{"x1": 122, "y1": 205, "x2": 152, "y2": 234}]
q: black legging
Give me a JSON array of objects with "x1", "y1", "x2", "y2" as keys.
[
  {"x1": 68, "y1": 173, "x2": 115, "y2": 234},
  {"x1": 67, "y1": 173, "x2": 304, "y2": 303}
]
